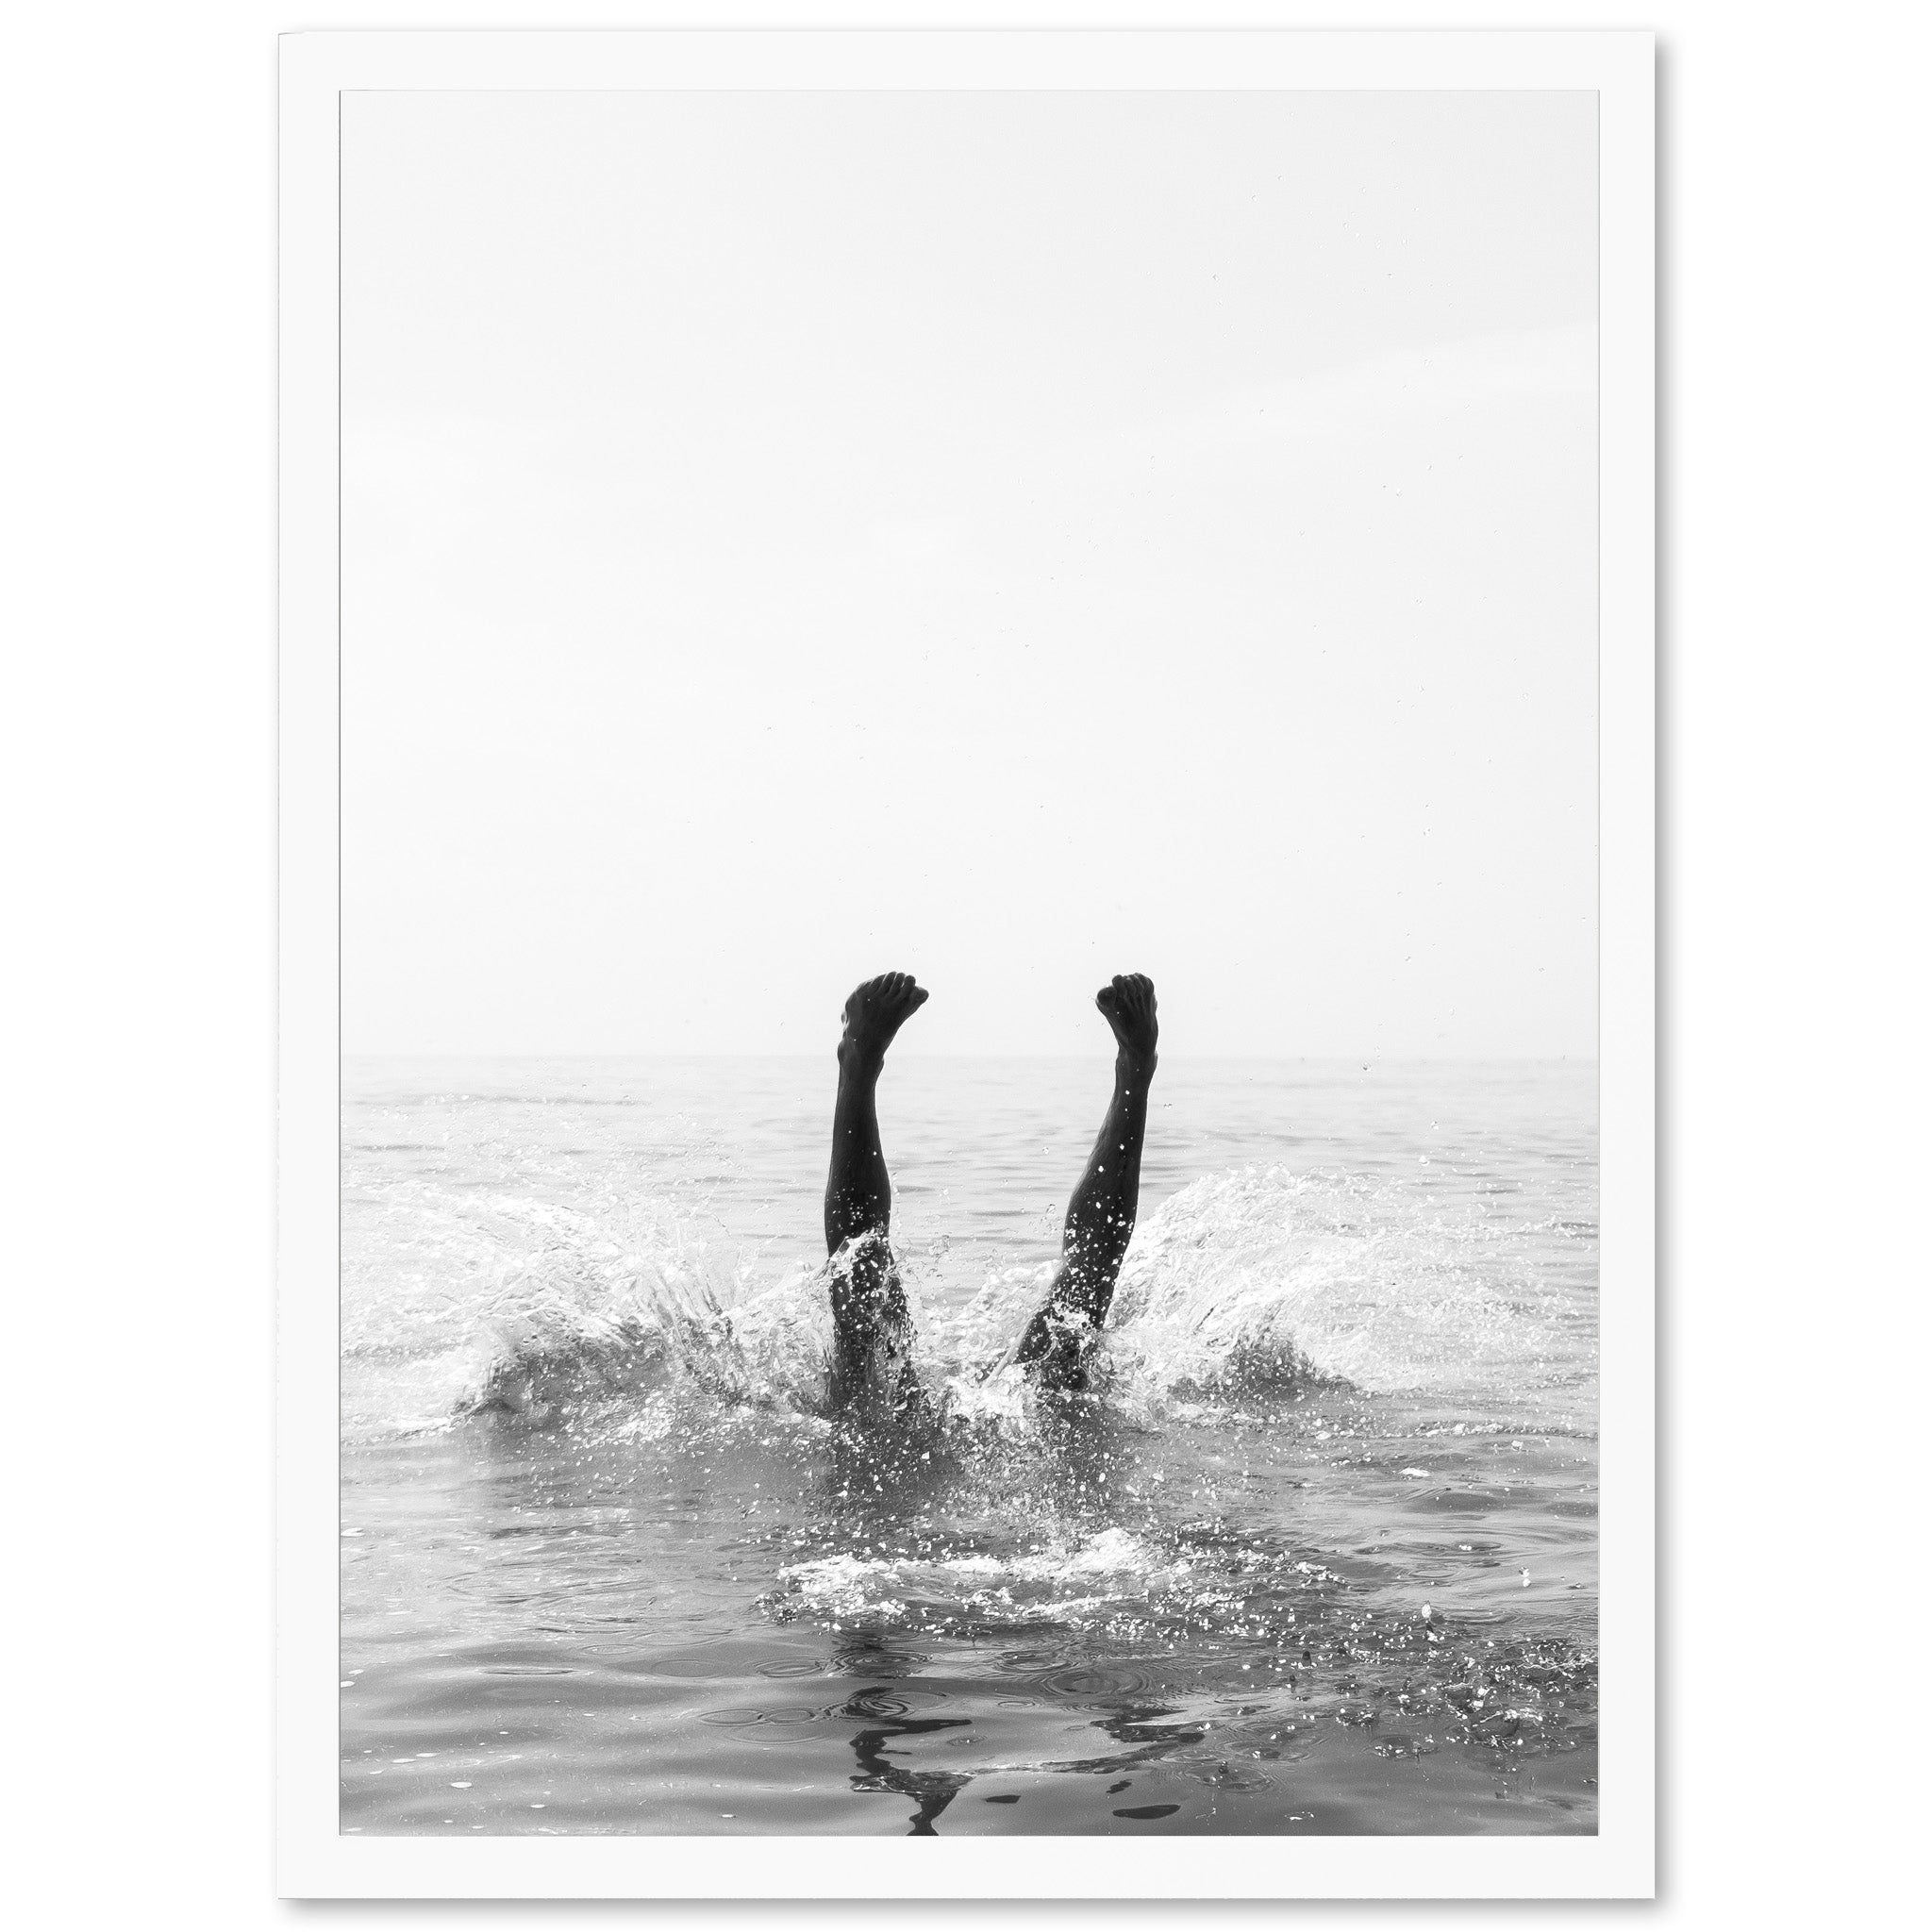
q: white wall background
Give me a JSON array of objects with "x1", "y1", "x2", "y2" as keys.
[
  {"x1": 8, "y1": 3, "x2": 1931, "y2": 1928},
  {"x1": 341, "y1": 89, "x2": 1597, "y2": 1058}
]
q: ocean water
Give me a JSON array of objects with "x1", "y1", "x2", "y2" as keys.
[{"x1": 341, "y1": 1056, "x2": 1598, "y2": 1837}]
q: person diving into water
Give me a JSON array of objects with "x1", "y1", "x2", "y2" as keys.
[{"x1": 823, "y1": 970, "x2": 1159, "y2": 1407}]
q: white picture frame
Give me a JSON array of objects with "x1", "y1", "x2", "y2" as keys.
[{"x1": 280, "y1": 25, "x2": 1653, "y2": 1899}]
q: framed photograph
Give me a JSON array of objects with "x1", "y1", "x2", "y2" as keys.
[{"x1": 280, "y1": 25, "x2": 1654, "y2": 1898}]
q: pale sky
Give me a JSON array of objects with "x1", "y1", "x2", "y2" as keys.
[{"x1": 341, "y1": 91, "x2": 1597, "y2": 1058}]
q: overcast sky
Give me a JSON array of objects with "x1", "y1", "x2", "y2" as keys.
[{"x1": 341, "y1": 90, "x2": 1596, "y2": 1059}]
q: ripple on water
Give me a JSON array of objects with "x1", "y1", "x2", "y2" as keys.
[
  {"x1": 1038, "y1": 1664, "x2": 1157, "y2": 1701},
  {"x1": 698, "y1": 1706, "x2": 828, "y2": 1728},
  {"x1": 839, "y1": 1686, "x2": 953, "y2": 1719}
]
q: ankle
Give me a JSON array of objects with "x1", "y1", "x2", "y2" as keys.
[{"x1": 838, "y1": 1036, "x2": 885, "y2": 1078}]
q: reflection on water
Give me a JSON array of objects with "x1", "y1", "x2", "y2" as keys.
[
  {"x1": 341, "y1": 1058, "x2": 1597, "y2": 1836},
  {"x1": 841, "y1": 1679, "x2": 974, "y2": 1836}
]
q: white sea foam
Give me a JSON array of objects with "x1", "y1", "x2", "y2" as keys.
[{"x1": 772, "y1": 1526, "x2": 1183, "y2": 1625}]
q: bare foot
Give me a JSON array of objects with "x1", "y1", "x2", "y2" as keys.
[
  {"x1": 838, "y1": 971, "x2": 929, "y2": 1073},
  {"x1": 1095, "y1": 973, "x2": 1158, "y2": 1064}
]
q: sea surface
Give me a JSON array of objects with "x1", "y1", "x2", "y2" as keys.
[{"x1": 341, "y1": 1056, "x2": 1598, "y2": 1837}]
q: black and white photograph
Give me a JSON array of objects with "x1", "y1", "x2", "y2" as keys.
[
  {"x1": 340, "y1": 83, "x2": 1601, "y2": 1840},
  {"x1": 281, "y1": 26, "x2": 1655, "y2": 1890},
  {"x1": 36, "y1": 1, "x2": 1932, "y2": 1923}
]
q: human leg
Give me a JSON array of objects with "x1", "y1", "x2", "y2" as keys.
[
  {"x1": 823, "y1": 972, "x2": 928, "y2": 1405},
  {"x1": 1014, "y1": 974, "x2": 1158, "y2": 1390}
]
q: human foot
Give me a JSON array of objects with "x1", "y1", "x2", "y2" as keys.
[
  {"x1": 1095, "y1": 973, "x2": 1158, "y2": 1063},
  {"x1": 838, "y1": 971, "x2": 929, "y2": 1073}
]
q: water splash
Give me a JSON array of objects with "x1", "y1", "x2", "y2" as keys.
[
  {"x1": 1098, "y1": 1166, "x2": 1584, "y2": 1400},
  {"x1": 344, "y1": 1161, "x2": 1587, "y2": 1435}
]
